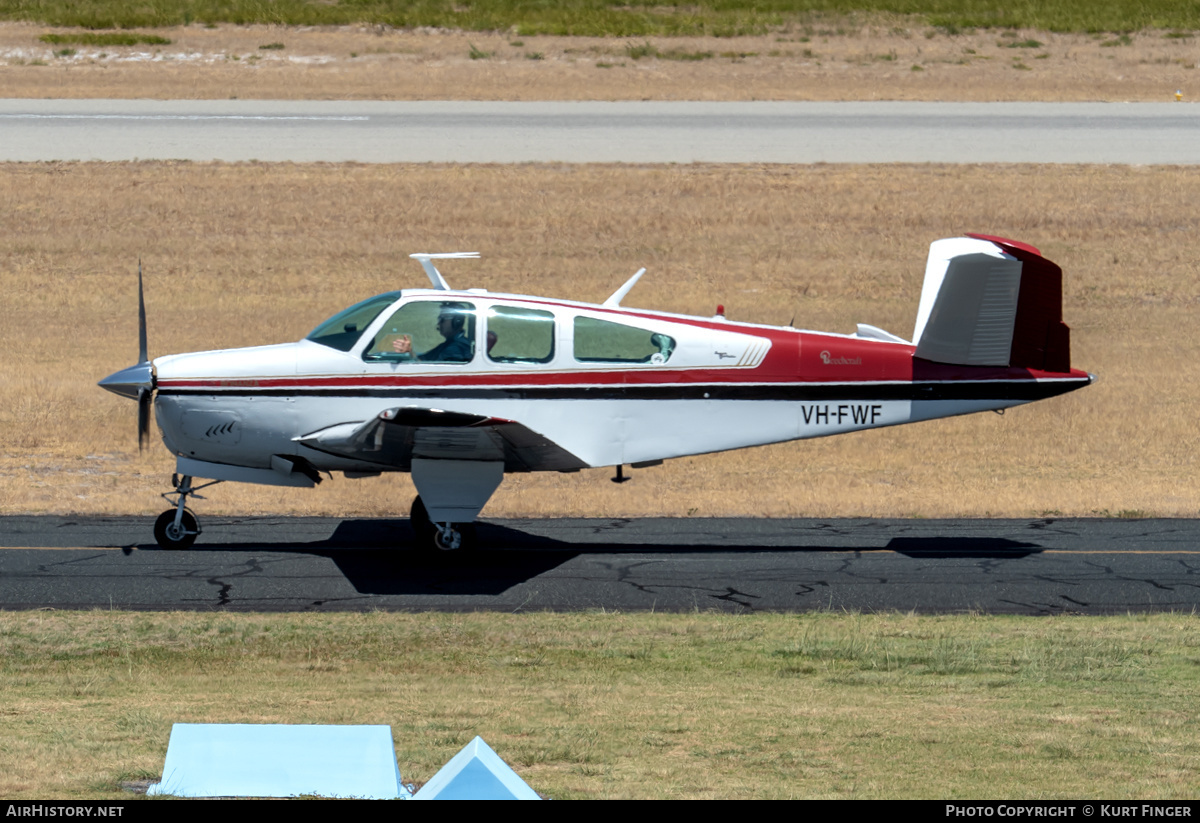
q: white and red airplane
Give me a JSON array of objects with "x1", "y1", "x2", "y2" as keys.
[{"x1": 100, "y1": 234, "x2": 1092, "y2": 550}]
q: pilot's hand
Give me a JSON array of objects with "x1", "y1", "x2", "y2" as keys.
[{"x1": 392, "y1": 334, "x2": 413, "y2": 354}]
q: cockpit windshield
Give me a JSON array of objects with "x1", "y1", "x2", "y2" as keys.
[{"x1": 305, "y1": 292, "x2": 401, "y2": 352}]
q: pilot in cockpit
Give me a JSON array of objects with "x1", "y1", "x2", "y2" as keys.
[{"x1": 391, "y1": 302, "x2": 473, "y2": 362}]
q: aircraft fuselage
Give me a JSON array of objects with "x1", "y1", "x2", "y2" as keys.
[{"x1": 151, "y1": 291, "x2": 1090, "y2": 476}]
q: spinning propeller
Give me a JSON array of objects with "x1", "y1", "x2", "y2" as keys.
[{"x1": 97, "y1": 261, "x2": 156, "y2": 451}]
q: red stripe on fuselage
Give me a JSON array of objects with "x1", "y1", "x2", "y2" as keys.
[{"x1": 159, "y1": 366, "x2": 1090, "y2": 391}]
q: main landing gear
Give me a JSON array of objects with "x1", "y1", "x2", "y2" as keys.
[
  {"x1": 407, "y1": 459, "x2": 500, "y2": 554},
  {"x1": 410, "y1": 496, "x2": 475, "y2": 552},
  {"x1": 154, "y1": 473, "x2": 221, "y2": 550}
]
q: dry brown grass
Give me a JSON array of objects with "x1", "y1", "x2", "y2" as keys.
[
  {"x1": 0, "y1": 21, "x2": 1195, "y2": 101},
  {"x1": 0, "y1": 162, "x2": 1196, "y2": 519}
]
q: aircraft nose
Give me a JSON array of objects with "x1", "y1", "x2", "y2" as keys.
[{"x1": 98, "y1": 361, "x2": 154, "y2": 400}]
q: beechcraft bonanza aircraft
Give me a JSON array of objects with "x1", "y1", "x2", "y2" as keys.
[{"x1": 100, "y1": 235, "x2": 1092, "y2": 550}]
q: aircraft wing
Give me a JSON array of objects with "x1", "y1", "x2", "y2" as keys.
[{"x1": 295, "y1": 406, "x2": 588, "y2": 473}]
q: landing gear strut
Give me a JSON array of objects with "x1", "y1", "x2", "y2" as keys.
[
  {"x1": 154, "y1": 473, "x2": 220, "y2": 550},
  {"x1": 410, "y1": 495, "x2": 475, "y2": 552}
]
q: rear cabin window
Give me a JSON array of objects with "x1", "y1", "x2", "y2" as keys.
[
  {"x1": 573, "y1": 316, "x2": 675, "y2": 364},
  {"x1": 486, "y1": 305, "x2": 555, "y2": 364},
  {"x1": 363, "y1": 300, "x2": 476, "y2": 364}
]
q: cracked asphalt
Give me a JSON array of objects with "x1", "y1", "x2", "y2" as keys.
[{"x1": 1, "y1": 516, "x2": 1199, "y2": 614}]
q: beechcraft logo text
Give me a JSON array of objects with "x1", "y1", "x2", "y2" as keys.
[{"x1": 819, "y1": 350, "x2": 862, "y2": 366}]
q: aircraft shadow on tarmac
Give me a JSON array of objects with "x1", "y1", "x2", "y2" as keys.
[
  {"x1": 884, "y1": 537, "x2": 1042, "y2": 559},
  {"x1": 132, "y1": 520, "x2": 580, "y2": 596},
  {"x1": 129, "y1": 519, "x2": 1046, "y2": 597}
]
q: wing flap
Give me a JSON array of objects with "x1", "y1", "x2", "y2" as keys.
[{"x1": 296, "y1": 405, "x2": 588, "y2": 473}]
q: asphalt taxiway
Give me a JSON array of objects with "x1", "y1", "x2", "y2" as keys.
[{"x1": 2, "y1": 516, "x2": 1197, "y2": 614}]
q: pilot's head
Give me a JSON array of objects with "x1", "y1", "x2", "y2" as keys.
[{"x1": 436, "y1": 303, "x2": 469, "y2": 338}]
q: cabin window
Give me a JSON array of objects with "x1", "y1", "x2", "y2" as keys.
[
  {"x1": 363, "y1": 300, "x2": 476, "y2": 364},
  {"x1": 486, "y1": 305, "x2": 555, "y2": 364},
  {"x1": 573, "y1": 316, "x2": 676, "y2": 364},
  {"x1": 306, "y1": 292, "x2": 401, "y2": 353}
]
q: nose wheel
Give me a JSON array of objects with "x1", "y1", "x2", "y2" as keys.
[
  {"x1": 154, "y1": 473, "x2": 220, "y2": 550},
  {"x1": 154, "y1": 508, "x2": 198, "y2": 550},
  {"x1": 410, "y1": 496, "x2": 475, "y2": 552}
]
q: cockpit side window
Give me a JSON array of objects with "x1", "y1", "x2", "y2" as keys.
[
  {"x1": 486, "y1": 305, "x2": 555, "y2": 364},
  {"x1": 573, "y1": 316, "x2": 676, "y2": 364},
  {"x1": 363, "y1": 300, "x2": 477, "y2": 364},
  {"x1": 306, "y1": 292, "x2": 401, "y2": 352}
]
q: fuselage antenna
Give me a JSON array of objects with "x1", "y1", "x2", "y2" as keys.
[
  {"x1": 409, "y1": 252, "x2": 480, "y2": 291},
  {"x1": 603, "y1": 268, "x2": 646, "y2": 308}
]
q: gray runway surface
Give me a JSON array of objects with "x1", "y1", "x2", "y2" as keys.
[
  {"x1": 2, "y1": 516, "x2": 1198, "y2": 614},
  {"x1": 2, "y1": 100, "x2": 1198, "y2": 163}
]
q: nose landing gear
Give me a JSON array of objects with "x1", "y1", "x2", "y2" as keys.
[
  {"x1": 154, "y1": 473, "x2": 221, "y2": 550},
  {"x1": 154, "y1": 508, "x2": 198, "y2": 550}
]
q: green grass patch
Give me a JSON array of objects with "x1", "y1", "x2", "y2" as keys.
[
  {"x1": 3, "y1": 1, "x2": 1200, "y2": 37},
  {"x1": 39, "y1": 32, "x2": 171, "y2": 47},
  {"x1": 626, "y1": 40, "x2": 659, "y2": 60},
  {"x1": 663, "y1": 49, "x2": 715, "y2": 61},
  {"x1": 2, "y1": 611, "x2": 1199, "y2": 799}
]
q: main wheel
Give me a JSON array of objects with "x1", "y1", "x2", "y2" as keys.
[
  {"x1": 433, "y1": 522, "x2": 476, "y2": 552},
  {"x1": 153, "y1": 509, "x2": 198, "y2": 550},
  {"x1": 410, "y1": 496, "x2": 475, "y2": 552}
]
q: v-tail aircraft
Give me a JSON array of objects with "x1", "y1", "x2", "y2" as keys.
[{"x1": 99, "y1": 235, "x2": 1093, "y2": 550}]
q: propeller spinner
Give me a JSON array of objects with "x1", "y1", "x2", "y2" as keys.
[{"x1": 98, "y1": 261, "x2": 156, "y2": 450}]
